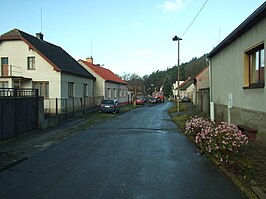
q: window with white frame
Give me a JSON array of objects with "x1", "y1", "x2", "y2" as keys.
[
  {"x1": 119, "y1": 89, "x2": 122, "y2": 98},
  {"x1": 114, "y1": 88, "x2": 117, "y2": 98},
  {"x1": 27, "y1": 57, "x2": 35, "y2": 70},
  {"x1": 108, "y1": 88, "x2": 111, "y2": 98}
]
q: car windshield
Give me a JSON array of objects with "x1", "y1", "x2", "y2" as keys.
[{"x1": 101, "y1": 100, "x2": 114, "y2": 105}]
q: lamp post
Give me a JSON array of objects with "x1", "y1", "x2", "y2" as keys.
[{"x1": 172, "y1": 35, "x2": 182, "y2": 115}]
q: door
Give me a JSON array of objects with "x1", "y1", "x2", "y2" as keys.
[{"x1": 1, "y1": 57, "x2": 9, "y2": 76}]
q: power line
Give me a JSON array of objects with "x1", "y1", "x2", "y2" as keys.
[{"x1": 182, "y1": 0, "x2": 209, "y2": 37}]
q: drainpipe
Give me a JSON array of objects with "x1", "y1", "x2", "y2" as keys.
[{"x1": 206, "y1": 57, "x2": 214, "y2": 122}]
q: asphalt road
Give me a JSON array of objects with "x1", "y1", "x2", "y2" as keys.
[{"x1": 0, "y1": 102, "x2": 245, "y2": 199}]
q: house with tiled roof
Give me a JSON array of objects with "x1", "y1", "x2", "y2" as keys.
[
  {"x1": 194, "y1": 66, "x2": 209, "y2": 114},
  {"x1": 79, "y1": 58, "x2": 128, "y2": 104},
  {"x1": 0, "y1": 28, "x2": 97, "y2": 113},
  {"x1": 179, "y1": 77, "x2": 195, "y2": 102}
]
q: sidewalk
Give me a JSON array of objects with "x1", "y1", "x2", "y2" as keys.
[{"x1": 0, "y1": 118, "x2": 87, "y2": 172}]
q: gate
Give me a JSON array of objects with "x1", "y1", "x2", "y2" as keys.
[{"x1": 0, "y1": 88, "x2": 39, "y2": 141}]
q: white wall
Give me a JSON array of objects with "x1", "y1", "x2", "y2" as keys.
[
  {"x1": 0, "y1": 40, "x2": 61, "y2": 97},
  {"x1": 211, "y1": 17, "x2": 266, "y2": 112},
  {"x1": 61, "y1": 73, "x2": 94, "y2": 98}
]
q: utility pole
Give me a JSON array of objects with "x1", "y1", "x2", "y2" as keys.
[{"x1": 173, "y1": 36, "x2": 182, "y2": 115}]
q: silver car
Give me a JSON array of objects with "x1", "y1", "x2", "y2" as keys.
[{"x1": 99, "y1": 99, "x2": 120, "y2": 113}]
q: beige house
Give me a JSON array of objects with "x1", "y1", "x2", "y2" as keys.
[
  {"x1": 79, "y1": 58, "x2": 128, "y2": 104},
  {"x1": 0, "y1": 29, "x2": 96, "y2": 113},
  {"x1": 179, "y1": 77, "x2": 195, "y2": 102},
  {"x1": 194, "y1": 66, "x2": 209, "y2": 114},
  {"x1": 208, "y1": 2, "x2": 266, "y2": 141}
]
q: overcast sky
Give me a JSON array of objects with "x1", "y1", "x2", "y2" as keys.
[{"x1": 1, "y1": 0, "x2": 265, "y2": 77}]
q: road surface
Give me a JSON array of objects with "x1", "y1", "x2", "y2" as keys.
[{"x1": 0, "y1": 102, "x2": 245, "y2": 199}]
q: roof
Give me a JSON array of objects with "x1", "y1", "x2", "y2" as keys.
[
  {"x1": 79, "y1": 60, "x2": 127, "y2": 85},
  {"x1": 179, "y1": 77, "x2": 194, "y2": 90},
  {"x1": 194, "y1": 66, "x2": 209, "y2": 80},
  {"x1": 208, "y1": 2, "x2": 266, "y2": 58},
  {"x1": 0, "y1": 29, "x2": 95, "y2": 79}
]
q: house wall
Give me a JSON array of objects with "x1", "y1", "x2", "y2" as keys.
[
  {"x1": 78, "y1": 62, "x2": 104, "y2": 97},
  {"x1": 196, "y1": 67, "x2": 209, "y2": 91},
  {"x1": 0, "y1": 40, "x2": 61, "y2": 97},
  {"x1": 105, "y1": 81, "x2": 128, "y2": 103},
  {"x1": 61, "y1": 73, "x2": 94, "y2": 98},
  {"x1": 211, "y1": 17, "x2": 266, "y2": 141}
]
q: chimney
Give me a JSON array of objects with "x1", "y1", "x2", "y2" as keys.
[
  {"x1": 36, "y1": 32, "x2": 44, "y2": 40},
  {"x1": 86, "y1": 56, "x2": 93, "y2": 64}
]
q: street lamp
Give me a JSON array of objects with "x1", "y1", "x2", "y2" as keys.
[{"x1": 172, "y1": 36, "x2": 182, "y2": 115}]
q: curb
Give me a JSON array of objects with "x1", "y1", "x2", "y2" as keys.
[{"x1": 0, "y1": 157, "x2": 28, "y2": 172}]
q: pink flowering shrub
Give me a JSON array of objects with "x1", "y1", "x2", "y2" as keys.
[
  {"x1": 185, "y1": 117, "x2": 248, "y2": 162},
  {"x1": 185, "y1": 116, "x2": 214, "y2": 137}
]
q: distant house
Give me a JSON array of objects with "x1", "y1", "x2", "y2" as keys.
[
  {"x1": 0, "y1": 29, "x2": 97, "y2": 113},
  {"x1": 208, "y1": 2, "x2": 266, "y2": 141},
  {"x1": 79, "y1": 58, "x2": 128, "y2": 104},
  {"x1": 172, "y1": 80, "x2": 184, "y2": 99},
  {"x1": 179, "y1": 77, "x2": 195, "y2": 102},
  {"x1": 194, "y1": 66, "x2": 209, "y2": 113}
]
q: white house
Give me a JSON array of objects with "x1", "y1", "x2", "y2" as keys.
[
  {"x1": 0, "y1": 29, "x2": 97, "y2": 113},
  {"x1": 79, "y1": 58, "x2": 129, "y2": 104}
]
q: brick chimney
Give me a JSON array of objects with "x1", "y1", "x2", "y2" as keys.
[
  {"x1": 36, "y1": 32, "x2": 44, "y2": 40},
  {"x1": 86, "y1": 56, "x2": 93, "y2": 64}
]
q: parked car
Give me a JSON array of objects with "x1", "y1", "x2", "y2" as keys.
[
  {"x1": 181, "y1": 96, "x2": 191, "y2": 103},
  {"x1": 136, "y1": 97, "x2": 145, "y2": 105},
  {"x1": 99, "y1": 99, "x2": 120, "y2": 113},
  {"x1": 149, "y1": 97, "x2": 157, "y2": 104}
]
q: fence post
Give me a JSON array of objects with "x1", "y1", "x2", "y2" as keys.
[
  {"x1": 72, "y1": 97, "x2": 75, "y2": 118},
  {"x1": 56, "y1": 98, "x2": 58, "y2": 116},
  {"x1": 65, "y1": 98, "x2": 68, "y2": 119}
]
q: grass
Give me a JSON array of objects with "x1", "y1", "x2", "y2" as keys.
[{"x1": 168, "y1": 102, "x2": 266, "y2": 199}]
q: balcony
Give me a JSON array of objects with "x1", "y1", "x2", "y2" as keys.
[{"x1": 1, "y1": 64, "x2": 22, "y2": 77}]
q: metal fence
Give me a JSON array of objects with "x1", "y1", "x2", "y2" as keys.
[{"x1": 43, "y1": 96, "x2": 104, "y2": 117}]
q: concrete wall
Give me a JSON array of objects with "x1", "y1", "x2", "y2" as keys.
[
  {"x1": 215, "y1": 104, "x2": 266, "y2": 141},
  {"x1": 211, "y1": 17, "x2": 266, "y2": 141},
  {"x1": 61, "y1": 73, "x2": 94, "y2": 98}
]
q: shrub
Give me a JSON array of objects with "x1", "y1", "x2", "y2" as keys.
[
  {"x1": 185, "y1": 117, "x2": 248, "y2": 162},
  {"x1": 184, "y1": 116, "x2": 214, "y2": 137}
]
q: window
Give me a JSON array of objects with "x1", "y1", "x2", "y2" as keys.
[
  {"x1": 119, "y1": 89, "x2": 122, "y2": 98},
  {"x1": 27, "y1": 57, "x2": 35, "y2": 70},
  {"x1": 13, "y1": 80, "x2": 20, "y2": 89},
  {"x1": 33, "y1": 81, "x2": 49, "y2": 98},
  {"x1": 0, "y1": 81, "x2": 8, "y2": 96},
  {"x1": 68, "y1": 82, "x2": 74, "y2": 98},
  {"x1": 114, "y1": 88, "x2": 117, "y2": 98},
  {"x1": 108, "y1": 88, "x2": 111, "y2": 98},
  {"x1": 83, "y1": 84, "x2": 87, "y2": 97},
  {"x1": 245, "y1": 44, "x2": 264, "y2": 88}
]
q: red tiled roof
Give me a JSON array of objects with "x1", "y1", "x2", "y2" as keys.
[{"x1": 80, "y1": 60, "x2": 127, "y2": 85}]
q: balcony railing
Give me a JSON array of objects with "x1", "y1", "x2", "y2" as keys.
[
  {"x1": 0, "y1": 88, "x2": 38, "y2": 97},
  {"x1": 1, "y1": 64, "x2": 22, "y2": 76}
]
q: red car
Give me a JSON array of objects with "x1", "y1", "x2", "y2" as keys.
[{"x1": 136, "y1": 97, "x2": 145, "y2": 105}]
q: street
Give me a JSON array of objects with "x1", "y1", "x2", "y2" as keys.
[{"x1": 0, "y1": 102, "x2": 245, "y2": 199}]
